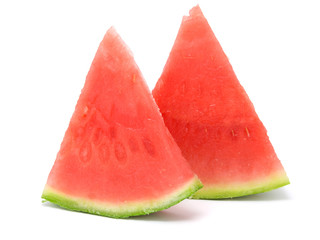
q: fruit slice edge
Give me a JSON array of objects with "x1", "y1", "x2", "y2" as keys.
[
  {"x1": 42, "y1": 176, "x2": 202, "y2": 218},
  {"x1": 190, "y1": 171, "x2": 289, "y2": 199}
]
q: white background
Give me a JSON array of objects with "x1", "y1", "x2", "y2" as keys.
[{"x1": 1, "y1": 0, "x2": 319, "y2": 239}]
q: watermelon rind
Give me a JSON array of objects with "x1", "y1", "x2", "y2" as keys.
[
  {"x1": 42, "y1": 177, "x2": 202, "y2": 218},
  {"x1": 190, "y1": 171, "x2": 289, "y2": 199}
]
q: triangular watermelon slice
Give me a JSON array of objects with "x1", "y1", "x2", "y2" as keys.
[
  {"x1": 152, "y1": 6, "x2": 289, "y2": 199},
  {"x1": 42, "y1": 28, "x2": 202, "y2": 218}
]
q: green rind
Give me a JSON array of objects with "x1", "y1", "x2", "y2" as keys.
[
  {"x1": 190, "y1": 172, "x2": 289, "y2": 199},
  {"x1": 42, "y1": 177, "x2": 202, "y2": 218}
]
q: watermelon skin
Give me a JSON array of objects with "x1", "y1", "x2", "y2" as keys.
[
  {"x1": 42, "y1": 28, "x2": 202, "y2": 218},
  {"x1": 190, "y1": 173, "x2": 289, "y2": 199},
  {"x1": 152, "y1": 6, "x2": 289, "y2": 199}
]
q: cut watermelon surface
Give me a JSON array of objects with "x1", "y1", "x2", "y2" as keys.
[
  {"x1": 152, "y1": 6, "x2": 289, "y2": 199},
  {"x1": 42, "y1": 28, "x2": 202, "y2": 218}
]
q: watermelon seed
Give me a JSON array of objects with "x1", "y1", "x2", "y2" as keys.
[
  {"x1": 79, "y1": 143, "x2": 92, "y2": 163},
  {"x1": 83, "y1": 105, "x2": 89, "y2": 117},
  {"x1": 114, "y1": 142, "x2": 127, "y2": 163},
  {"x1": 210, "y1": 55, "x2": 218, "y2": 62},
  {"x1": 231, "y1": 129, "x2": 235, "y2": 137},
  {"x1": 110, "y1": 126, "x2": 117, "y2": 139},
  {"x1": 183, "y1": 55, "x2": 194, "y2": 59},
  {"x1": 132, "y1": 74, "x2": 136, "y2": 83},
  {"x1": 245, "y1": 127, "x2": 250, "y2": 137},
  {"x1": 142, "y1": 138, "x2": 156, "y2": 157}
]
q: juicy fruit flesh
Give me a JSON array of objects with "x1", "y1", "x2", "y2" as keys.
[
  {"x1": 47, "y1": 104, "x2": 197, "y2": 203},
  {"x1": 42, "y1": 28, "x2": 202, "y2": 217},
  {"x1": 152, "y1": 6, "x2": 289, "y2": 198},
  {"x1": 163, "y1": 116, "x2": 285, "y2": 185}
]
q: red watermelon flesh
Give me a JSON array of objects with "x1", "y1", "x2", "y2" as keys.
[
  {"x1": 42, "y1": 28, "x2": 202, "y2": 218},
  {"x1": 152, "y1": 6, "x2": 289, "y2": 198}
]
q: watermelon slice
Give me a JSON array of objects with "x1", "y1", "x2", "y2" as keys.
[
  {"x1": 42, "y1": 27, "x2": 202, "y2": 218},
  {"x1": 152, "y1": 6, "x2": 289, "y2": 199}
]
